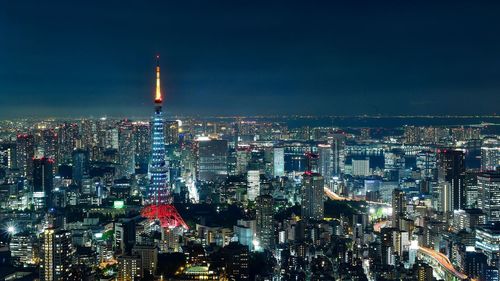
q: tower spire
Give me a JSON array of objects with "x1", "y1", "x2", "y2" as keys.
[{"x1": 155, "y1": 55, "x2": 162, "y2": 103}]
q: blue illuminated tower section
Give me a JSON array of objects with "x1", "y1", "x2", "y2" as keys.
[
  {"x1": 148, "y1": 57, "x2": 168, "y2": 205},
  {"x1": 142, "y1": 56, "x2": 187, "y2": 229}
]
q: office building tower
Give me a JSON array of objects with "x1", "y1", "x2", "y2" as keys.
[
  {"x1": 392, "y1": 189, "x2": 406, "y2": 229},
  {"x1": 464, "y1": 252, "x2": 488, "y2": 280},
  {"x1": 481, "y1": 137, "x2": 500, "y2": 172},
  {"x1": 453, "y1": 209, "x2": 486, "y2": 231},
  {"x1": 236, "y1": 149, "x2": 250, "y2": 175},
  {"x1": 416, "y1": 150, "x2": 437, "y2": 179},
  {"x1": 33, "y1": 157, "x2": 54, "y2": 209},
  {"x1": 41, "y1": 129, "x2": 58, "y2": 165},
  {"x1": 10, "y1": 233, "x2": 36, "y2": 265},
  {"x1": 118, "y1": 123, "x2": 136, "y2": 178},
  {"x1": 72, "y1": 149, "x2": 89, "y2": 188},
  {"x1": 415, "y1": 262, "x2": 433, "y2": 281},
  {"x1": 117, "y1": 255, "x2": 142, "y2": 281},
  {"x1": 132, "y1": 244, "x2": 158, "y2": 277},
  {"x1": 105, "y1": 127, "x2": 119, "y2": 149},
  {"x1": 196, "y1": 139, "x2": 228, "y2": 181},
  {"x1": 329, "y1": 132, "x2": 346, "y2": 176},
  {"x1": 164, "y1": 120, "x2": 179, "y2": 145},
  {"x1": 465, "y1": 170, "x2": 480, "y2": 208},
  {"x1": 352, "y1": 158, "x2": 370, "y2": 177},
  {"x1": 273, "y1": 147, "x2": 285, "y2": 177},
  {"x1": 476, "y1": 224, "x2": 500, "y2": 268},
  {"x1": 141, "y1": 56, "x2": 187, "y2": 229},
  {"x1": 437, "y1": 149, "x2": 465, "y2": 210},
  {"x1": 40, "y1": 228, "x2": 74, "y2": 281},
  {"x1": 478, "y1": 172, "x2": 500, "y2": 223},
  {"x1": 134, "y1": 123, "x2": 150, "y2": 173},
  {"x1": 16, "y1": 134, "x2": 35, "y2": 179},
  {"x1": 247, "y1": 170, "x2": 260, "y2": 201},
  {"x1": 317, "y1": 144, "x2": 332, "y2": 180},
  {"x1": 485, "y1": 266, "x2": 500, "y2": 281},
  {"x1": 57, "y1": 123, "x2": 79, "y2": 164},
  {"x1": 435, "y1": 182, "x2": 453, "y2": 213},
  {"x1": 221, "y1": 242, "x2": 250, "y2": 280},
  {"x1": 79, "y1": 119, "x2": 95, "y2": 151},
  {"x1": 256, "y1": 195, "x2": 274, "y2": 250},
  {"x1": 301, "y1": 172, "x2": 324, "y2": 221}
]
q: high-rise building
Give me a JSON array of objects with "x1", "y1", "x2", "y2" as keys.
[
  {"x1": 131, "y1": 243, "x2": 158, "y2": 277},
  {"x1": 437, "y1": 149, "x2": 465, "y2": 210},
  {"x1": 40, "y1": 228, "x2": 74, "y2": 281},
  {"x1": 118, "y1": 122, "x2": 136, "y2": 178},
  {"x1": 392, "y1": 189, "x2": 406, "y2": 229},
  {"x1": 10, "y1": 232, "x2": 36, "y2": 266},
  {"x1": 352, "y1": 158, "x2": 370, "y2": 177},
  {"x1": 164, "y1": 120, "x2": 179, "y2": 145},
  {"x1": 196, "y1": 139, "x2": 228, "y2": 182},
  {"x1": 57, "y1": 123, "x2": 79, "y2": 164},
  {"x1": 330, "y1": 132, "x2": 346, "y2": 176},
  {"x1": 485, "y1": 266, "x2": 500, "y2": 281},
  {"x1": 317, "y1": 144, "x2": 332, "y2": 180},
  {"x1": 247, "y1": 170, "x2": 260, "y2": 201},
  {"x1": 33, "y1": 157, "x2": 54, "y2": 209},
  {"x1": 41, "y1": 129, "x2": 58, "y2": 165},
  {"x1": 220, "y1": 242, "x2": 249, "y2": 280},
  {"x1": 236, "y1": 149, "x2": 250, "y2": 175},
  {"x1": 72, "y1": 149, "x2": 89, "y2": 188},
  {"x1": 273, "y1": 147, "x2": 285, "y2": 177},
  {"x1": 476, "y1": 224, "x2": 500, "y2": 268},
  {"x1": 464, "y1": 252, "x2": 488, "y2": 280},
  {"x1": 256, "y1": 195, "x2": 274, "y2": 250},
  {"x1": 415, "y1": 262, "x2": 433, "y2": 281},
  {"x1": 117, "y1": 255, "x2": 142, "y2": 281},
  {"x1": 465, "y1": 170, "x2": 480, "y2": 208},
  {"x1": 478, "y1": 172, "x2": 500, "y2": 223},
  {"x1": 416, "y1": 150, "x2": 437, "y2": 179},
  {"x1": 134, "y1": 123, "x2": 150, "y2": 174},
  {"x1": 481, "y1": 137, "x2": 500, "y2": 172},
  {"x1": 16, "y1": 134, "x2": 35, "y2": 179},
  {"x1": 301, "y1": 172, "x2": 324, "y2": 221}
]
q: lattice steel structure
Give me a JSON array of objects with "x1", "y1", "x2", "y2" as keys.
[{"x1": 142, "y1": 56, "x2": 188, "y2": 229}]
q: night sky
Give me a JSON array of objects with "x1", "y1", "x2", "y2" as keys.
[{"x1": 1, "y1": 1, "x2": 499, "y2": 118}]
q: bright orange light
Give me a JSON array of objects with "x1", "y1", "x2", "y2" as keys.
[{"x1": 155, "y1": 64, "x2": 162, "y2": 103}]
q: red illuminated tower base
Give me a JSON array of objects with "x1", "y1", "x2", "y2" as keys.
[{"x1": 141, "y1": 204, "x2": 188, "y2": 229}]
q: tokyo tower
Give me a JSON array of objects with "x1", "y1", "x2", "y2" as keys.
[{"x1": 141, "y1": 56, "x2": 188, "y2": 229}]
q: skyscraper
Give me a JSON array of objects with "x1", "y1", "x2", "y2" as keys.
[
  {"x1": 247, "y1": 170, "x2": 260, "y2": 201},
  {"x1": 118, "y1": 122, "x2": 136, "y2": 178},
  {"x1": 317, "y1": 144, "x2": 332, "y2": 180},
  {"x1": 40, "y1": 228, "x2": 74, "y2": 281},
  {"x1": 196, "y1": 139, "x2": 228, "y2": 181},
  {"x1": 273, "y1": 147, "x2": 285, "y2": 177},
  {"x1": 478, "y1": 172, "x2": 500, "y2": 223},
  {"x1": 301, "y1": 172, "x2": 324, "y2": 221},
  {"x1": 392, "y1": 189, "x2": 406, "y2": 229},
  {"x1": 481, "y1": 137, "x2": 500, "y2": 172},
  {"x1": 72, "y1": 149, "x2": 89, "y2": 188},
  {"x1": 141, "y1": 56, "x2": 187, "y2": 229},
  {"x1": 33, "y1": 157, "x2": 54, "y2": 209},
  {"x1": 437, "y1": 149, "x2": 465, "y2": 210},
  {"x1": 57, "y1": 123, "x2": 79, "y2": 165},
  {"x1": 16, "y1": 134, "x2": 35, "y2": 179},
  {"x1": 256, "y1": 194, "x2": 274, "y2": 250}
]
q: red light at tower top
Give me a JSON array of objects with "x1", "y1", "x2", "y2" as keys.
[{"x1": 154, "y1": 55, "x2": 162, "y2": 104}]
